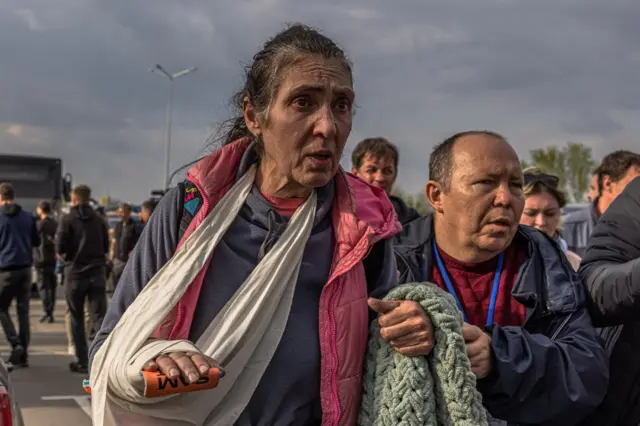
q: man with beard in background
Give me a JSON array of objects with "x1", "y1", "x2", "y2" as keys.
[{"x1": 564, "y1": 150, "x2": 640, "y2": 256}]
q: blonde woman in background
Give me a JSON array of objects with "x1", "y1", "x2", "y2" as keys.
[{"x1": 520, "y1": 167, "x2": 582, "y2": 270}]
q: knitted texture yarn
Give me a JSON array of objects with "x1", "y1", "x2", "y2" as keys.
[{"x1": 358, "y1": 282, "x2": 488, "y2": 426}]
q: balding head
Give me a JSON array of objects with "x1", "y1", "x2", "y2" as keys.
[
  {"x1": 426, "y1": 130, "x2": 524, "y2": 263},
  {"x1": 429, "y1": 131, "x2": 514, "y2": 192}
]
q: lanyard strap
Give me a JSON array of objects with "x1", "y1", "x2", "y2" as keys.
[{"x1": 432, "y1": 240, "x2": 504, "y2": 326}]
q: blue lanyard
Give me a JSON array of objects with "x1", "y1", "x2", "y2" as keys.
[{"x1": 432, "y1": 240, "x2": 504, "y2": 326}]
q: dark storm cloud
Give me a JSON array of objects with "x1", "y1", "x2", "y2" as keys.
[{"x1": 1, "y1": 0, "x2": 638, "y2": 199}]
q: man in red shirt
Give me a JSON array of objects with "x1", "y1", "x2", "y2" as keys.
[{"x1": 394, "y1": 131, "x2": 608, "y2": 425}]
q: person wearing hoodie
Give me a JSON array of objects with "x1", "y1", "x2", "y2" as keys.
[
  {"x1": 0, "y1": 183, "x2": 39, "y2": 367},
  {"x1": 55, "y1": 185, "x2": 109, "y2": 374},
  {"x1": 351, "y1": 137, "x2": 422, "y2": 225}
]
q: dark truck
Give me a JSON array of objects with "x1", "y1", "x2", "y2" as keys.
[{"x1": 0, "y1": 154, "x2": 72, "y2": 215}]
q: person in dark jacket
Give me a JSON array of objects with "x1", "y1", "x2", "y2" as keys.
[
  {"x1": 110, "y1": 203, "x2": 140, "y2": 293},
  {"x1": 0, "y1": 183, "x2": 39, "y2": 367},
  {"x1": 55, "y1": 185, "x2": 109, "y2": 374},
  {"x1": 394, "y1": 131, "x2": 609, "y2": 425},
  {"x1": 564, "y1": 150, "x2": 640, "y2": 257},
  {"x1": 351, "y1": 137, "x2": 422, "y2": 224},
  {"x1": 578, "y1": 175, "x2": 640, "y2": 426},
  {"x1": 35, "y1": 200, "x2": 58, "y2": 323}
]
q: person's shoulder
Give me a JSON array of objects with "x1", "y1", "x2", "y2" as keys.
[
  {"x1": 60, "y1": 211, "x2": 73, "y2": 223},
  {"x1": 144, "y1": 186, "x2": 183, "y2": 230},
  {"x1": 394, "y1": 214, "x2": 433, "y2": 249},
  {"x1": 516, "y1": 226, "x2": 584, "y2": 304},
  {"x1": 158, "y1": 185, "x2": 183, "y2": 214},
  {"x1": 17, "y1": 208, "x2": 33, "y2": 220},
  {"x1": 624, "y1": 175, "x2": 640, "y2": 197},
  {"x1": 388, "y1": 194, "x2": 406, "y2": 210},
  {"x1": 517, "y1": 225, "x2": 558, "y2": 250},
  {"x1": 603, "y1": 176, "x2": 640, "y2": 217},
  {"x1": 516, "y1": 225, "x2": 570, "y2": 266},
  {"x1": 388, "y1": 195, "x2": 422, "y2": 223}
]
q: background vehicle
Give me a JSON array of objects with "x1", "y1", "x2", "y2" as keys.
[
  {"x1": 0, "y1": 359, "x2": 24, "y2": 426},
  {"x1": 0, "y1": 154, "x2": 72, "y2": 216}
]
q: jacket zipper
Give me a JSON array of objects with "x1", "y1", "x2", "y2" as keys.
[
  {"x1": 550, "y1": 312, "x2": 573, "y2": 341},
  {"x1": 328, "y1": 282, "x2": 341, "y2": 426},
  {"x1": 325, "y1": 231, "x2": 374, "y2": 426}
]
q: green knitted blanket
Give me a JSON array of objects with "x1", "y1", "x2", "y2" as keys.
[{"x1": 359, "y1": 283, "x2": 488, "y2": 426}]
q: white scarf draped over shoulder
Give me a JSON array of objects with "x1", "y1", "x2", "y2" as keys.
[{"x1": 90, "y1": 165, "x2": 318, "y2": 426}]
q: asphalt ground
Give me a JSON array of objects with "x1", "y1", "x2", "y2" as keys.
[{"x1": 1, "y1": 292, "x2": 91, "y2": 425}]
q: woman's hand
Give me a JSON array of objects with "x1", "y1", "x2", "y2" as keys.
[
  {"x1": 142, "y1": 351, "x2": 223, "y2": 384},
  {"x1": 368, "y1": 298, "x2": 435, "y2": 356}
]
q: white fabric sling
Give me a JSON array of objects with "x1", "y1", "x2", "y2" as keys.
[{"x1": 90, "y1": 165, "x2": 318, "y2": 426}]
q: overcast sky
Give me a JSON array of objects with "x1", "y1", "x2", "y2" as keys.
[{"x1": 1, "y1": 0, "x2": 639, "y2": 202}]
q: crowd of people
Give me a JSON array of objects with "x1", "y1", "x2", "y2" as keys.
[
  {"x1": 1, "y1": 23, "x2": 639, "y2": 426},
  {"x1": 0, "y1": 183, "x2": 156, "y2": 374}
]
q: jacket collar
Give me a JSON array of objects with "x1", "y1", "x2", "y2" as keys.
[
  {"x1": 187, "y1": 138, "x2": 401, "y2": 247},
  {"x1": 401, "y1": 214, "x2": 582, "y2": 316}
]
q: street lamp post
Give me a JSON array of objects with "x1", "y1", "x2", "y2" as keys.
[{"x1": 149, "y1": 64, "x2": 197, "y2": 189}]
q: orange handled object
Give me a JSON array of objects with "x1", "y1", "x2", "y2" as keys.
[
  {"x1": 81, "y1": 368, "x2": 224, "y2": 397},
  {"x1": 142, "y1": 368, "x2": 223, "y2": 397}
]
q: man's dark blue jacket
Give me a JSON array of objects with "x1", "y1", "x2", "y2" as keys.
[{"x1": 394, "y1": 214, "x2": 609, "y2": 425}]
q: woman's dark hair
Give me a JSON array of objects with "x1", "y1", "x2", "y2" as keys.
[
  {"x1": 171, "y1": 23, "x2": 352, "y2": 184},
  {"x1": 210, "y1": 23, "x2": 352, "y2": 148}
]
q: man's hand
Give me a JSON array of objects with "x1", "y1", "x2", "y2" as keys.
[
  {"x1": 142, "y1": 351, "x2": 224, "y2": 384},
  {"x1": 462, "y1": 323, "x2": 493, "y2": 378},
  {"x1": 368, "y1": 298, "x2": 434, "y2": 356}
]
